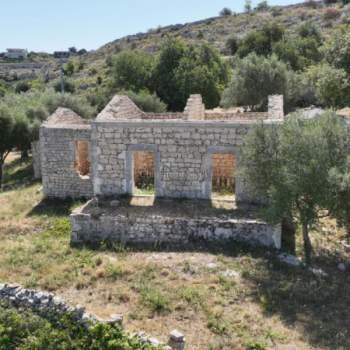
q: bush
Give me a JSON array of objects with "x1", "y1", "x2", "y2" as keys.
[
  {"x1": 225, "y1": 36, "x2": 239, "y2": 55},
  {"x1": 323, "y1": 0, "x2": 338, "y2": 4},
  {"x1": 240, "y1": 111, "x2": 350, "y2": 264},
  {"x1": 15, "y1": 81, "x2": 31, "y2": 94},
  {"x1": 221, "y1": 53, "x2": 289, "y2": 110},
  {"x1": 307, "y1": 63, "x2": 350, "y2": 108},
  {"x1": 0, "y1": 302, "x2": 159, "y2": 349},
  {"x1": 255, "y1": 1, "x2": 269, "y2": 11},
  {"x1": 324, "y1": 25, "x2": 350, "y2": 73},
  {"x1": 53, "y1": 79, "x2": 75, "y2": 93},
  {"x1": 237, "y1": 22, "x2": 285, "y2": 58},
  {"x1": 111, "y1": 50, "x2": 154, "y2": 92},
  {"x1": 323, "y1": 7, "x2": 340, "y2": 19},
  {"x1": 219, "y1": 7, "x2": 232, "y2": 16},
  {"x1": 124, "y1": 90, "x2": 167, "y2": 113}
]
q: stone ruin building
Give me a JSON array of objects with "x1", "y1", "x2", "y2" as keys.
[{"x1": 34, "y1": 94, "x2": 284, "y2": 249}]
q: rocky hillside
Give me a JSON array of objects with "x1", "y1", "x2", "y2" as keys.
[{"x1": 80, "y1": 1, "x2": 349, "y2": 70}]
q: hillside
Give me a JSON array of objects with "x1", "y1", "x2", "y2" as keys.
[{"x1": 79, "y1": 1, "x2": 349, "y2": 74}]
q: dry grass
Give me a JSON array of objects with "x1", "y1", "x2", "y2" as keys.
[{"x1": 1, "y1": 154, "x2": 350, "y2": 349}]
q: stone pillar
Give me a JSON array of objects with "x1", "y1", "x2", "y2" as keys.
[
  {"x1": 268, "y1": 95, "x2": 284, "y2": 120},
  {"x1": 184, "y1": 94, "x2": 205, "y2": 120},
  {"x1": 168, "y1": 330, "x2": 185, "y2": 350},
  {"x1": 31, "y1": 141, "x2": 41, "y2": 179}
]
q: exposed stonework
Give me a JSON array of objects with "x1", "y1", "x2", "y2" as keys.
[
  {"x1": 40, "y1": 108, "x2": 93, "y2": 198},
  {"x1": 184, "y1": 94, "x2": 205, "y2": 120},
  {"x1": 38, "y1": 94, "x2": 285, "y2": 249},
  {"x1": 0, "y1": 283, "x2": 178, "y2": 349},
  {"x1": 70, "y1": 199, "x2": 281, "y2": 249},
  {"x1": 31, "y1": 141, "x2": 41, "y2": 179},
  {"x1": 268, "y1": 95, "x2": 284, "y2": 120}
]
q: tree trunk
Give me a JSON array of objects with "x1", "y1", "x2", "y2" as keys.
[
  {"x1": 282, "y1": 216, "x2": 296, "y2": 254},
  {"x1": 21, "y1": 149, "x2": 29, "y2": 160},
  {"x1": 0, "y1": 160, "x2": 3, "y2": 190},
  {"x1": 302, "y1": 222, "x2": 313, "y2": 265}
]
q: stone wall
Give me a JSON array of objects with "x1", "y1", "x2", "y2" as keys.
[
  {"x1": 70, "y1": 200, "x2": 281, "y2": 249},
  {"x1": 92, "y1": 120, "x2": 257, "y2": 202},
  {"x1": 40, "y1": 125, "x2": 93, "y2": 198},
  {"x1": 31, "y1": 141, "x2": 41, "y2": 179},
  {"x1": 268, "y1": 95, "x2": 284, "y2": 119}
]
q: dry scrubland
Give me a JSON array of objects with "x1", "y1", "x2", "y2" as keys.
[{"x1": 1, "y1": 153, "x2": 350, "y2": 350}]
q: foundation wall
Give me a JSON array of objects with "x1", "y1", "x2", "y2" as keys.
[
  {"x1": 40, "y1": 126, "x2": 93, "y2": 198},
  {"x1": 70, "y1": 205, "x2": 281, "y2": 249},
  {"x1": 92, "y1": 121, "x2": 256, "y2": 202}
]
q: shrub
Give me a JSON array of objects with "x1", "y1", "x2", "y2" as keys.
[
  {"x1": 307, "y1": 63, "x2": 350, "y2": 108},
  {"x1": 255, "y1": 1, "x2": 269, "y2": 11},
  {"x1": 323, "y1": 7, "x2": 340, "y2": 19},
  {"x1": 324, "y1": 25, "x2": 350, "y2": 73},
  {"x1": 53, "y1": 79, "x2": 75, "y2": 93},
  {"x1": 323, "y1": 0, "x2": 338, "y2": 4},
  {"x1": 0, "y1": 301, "x2": 159, "y2": 349},
  {"x1": 219, "y1": 7, "x2": 232, "y2": 16},
  {"x1": 124, "y1": 90, "x2": 167, "y2": 113},
  {"x1": 225, "y1": 36, "x2": 239, "y2": 55},
  {"x1": 15, "y1": 81, "x2": 31, "y2": 94},
  {"x1": 240, "y1": 111, "x2": 350, "y2": 264},
  {"x1": 221, "y1": 53, "x2": 289, "y2": 111},
  {"x1": 111, "y1": 50, "x2": 154, "y2": 92}
]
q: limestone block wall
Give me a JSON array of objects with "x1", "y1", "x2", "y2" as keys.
[
  {"x1": 70, "y1": 201, "x2": 281, "y2": 249},
  {"x1": 92, "y1": 120, "x2": 257, "y2": 202},
  {"x1": 40, "y1": 126, "x2": 93, "y2": 198},
  {"x1": 31, "y1": 141, "x2": 41, "y2": 179}
]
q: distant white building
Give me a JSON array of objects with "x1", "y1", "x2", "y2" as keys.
[{"x1": 5, "y1": 49, "x2": 28, "y2": 59}]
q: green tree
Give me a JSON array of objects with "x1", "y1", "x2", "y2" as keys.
[
  {"x1": 240, "y1": 112, "x2": 350, "y2": 264},
  {"x1": 123, "y1": 90, "x2": 167, "y2": 113},
  {"x1": 174, "y1": 44, "x2": 229, "y2": 109},
  {"x1": 221, "y1": 53, "x2": 288, "y2": 111},
  {"x1": 111, "y1": 50, "x2": 154, "y2": 92},
  {"x1": 225, "y1": 36, "x2": 239, "y2": 56},
  {"x1": 237, "y1": 22, "x2": 285, "y2": 58},
  {"x1": 307, "y1": 63, "x2": 350, "y2": 108},
  {"x1": 329, "y1": 157, "x2": 350, "y2": 235},
  {"x1": 273, "y1": 36, "x2": 322, "y2": 71},
  {"x1": 0, "y1": 106, "x2": 15, "y2": 188},
  {"x1": 153, "y1": 37, "x2": 187, "y2": 111},
  {"x1": 324, "y1": 25, "x2": 350, "y2": 74}
]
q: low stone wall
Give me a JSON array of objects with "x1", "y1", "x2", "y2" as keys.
[
  {"x1": 0, "y1": 282, "x2": 183, "y2": 349},
  {"x1": 70, "y1": 200, "x2": 281, "y2": 249}
]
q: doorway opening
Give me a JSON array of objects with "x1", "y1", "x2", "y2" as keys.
[
  {"x1": 211, "y1": 153, "x2": 235, "y2": 200},
  {"x1": 74, "y1": 140, "x2": 90, "y2": 179},
  {"x1": 133, "y1": 151, "x2": 155, "y2": 195}
]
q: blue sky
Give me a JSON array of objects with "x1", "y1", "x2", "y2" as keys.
[{"x1": 1, "y1": 0, "x2": 301, "y2": 53}]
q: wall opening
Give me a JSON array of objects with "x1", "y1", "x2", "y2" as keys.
[
  {"x1": 74, "y1": 140, "x2": 90, "y2": 178},
  {"x1": 211, "y1": 153, "x2": 235, "y2": 200},
  {"x1": 133, "y1": 151, "x2": 155, "y2": 195}
]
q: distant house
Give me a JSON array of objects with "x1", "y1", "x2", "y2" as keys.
[
  {"x1": 5, "y1": 49, "x2": 28, "y2": 59},
  {"x1": 53, "y1": 51, "x2": 70, "y2": 59}
]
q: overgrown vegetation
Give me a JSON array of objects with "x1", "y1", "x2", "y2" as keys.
[
  {"x1": 240, "y1": 111, "x2": 350, "y2": 264},
  {"x1": 0, "y1": 301, "x2": 159, "y2": 350}
]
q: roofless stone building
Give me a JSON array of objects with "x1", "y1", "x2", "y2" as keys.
[{"x1": 38, "y1": 94, "x2": 284, "y2": 249}]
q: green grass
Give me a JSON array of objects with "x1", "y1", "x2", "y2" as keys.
[{"x1": 2, "y1": 155, "x2": 350, "y2": 349}]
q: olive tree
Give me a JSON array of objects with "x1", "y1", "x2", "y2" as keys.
[
  {"x1": 240, "y1": 112, "x2": 349, "y2": 264},
  {"x1": 0, "y1": 107, "x2": 13, "y2": 187},
  {"x1": 221, "y1": 53, "x2": 288, "y2": 111}
]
